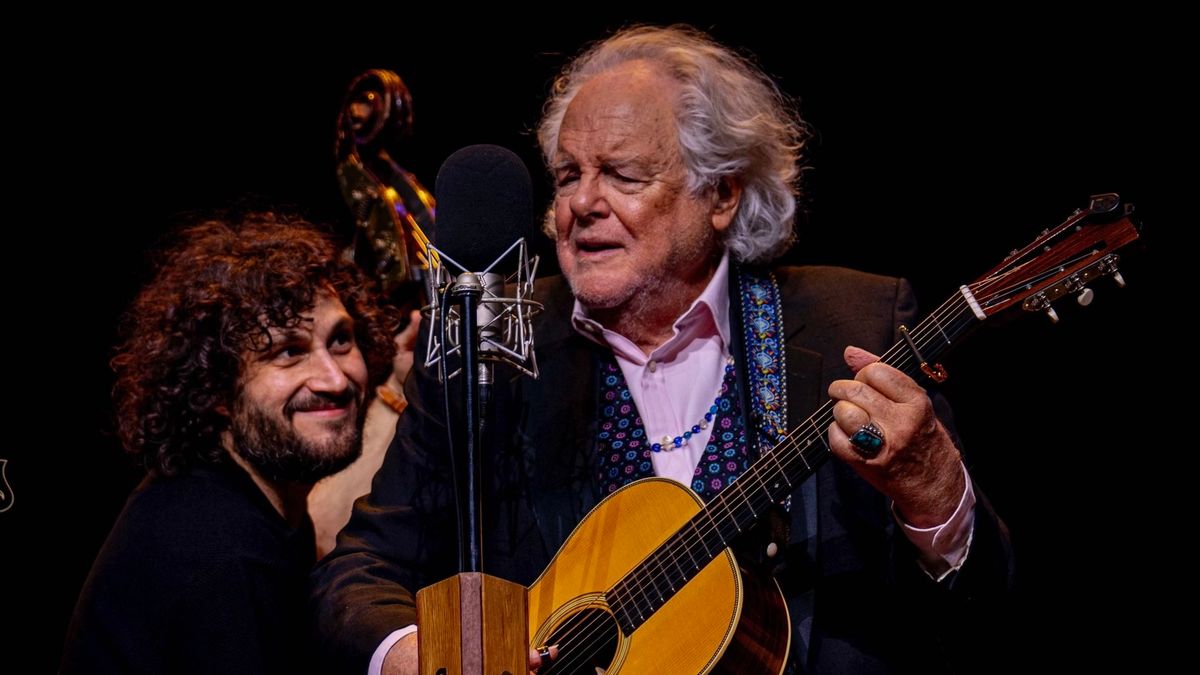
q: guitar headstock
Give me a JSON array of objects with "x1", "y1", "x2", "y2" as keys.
[{"x1": 968, "y1": 193, "x2": 1141, "y2": 322}]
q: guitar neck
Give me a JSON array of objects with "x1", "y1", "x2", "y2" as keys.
[{"x1": 606, "y1": 288, "x2": 985, "y2": 634}]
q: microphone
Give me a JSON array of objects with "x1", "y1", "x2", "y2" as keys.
[
  {"x1": 424, "y1": 144, "x2": 542, "y2": 574},
  {"x1": 434, "y1": 144, "x2": 533, "y2": 271},
  {"x1": 424, "y1": 144, "x2": 542, "y2": 382}
]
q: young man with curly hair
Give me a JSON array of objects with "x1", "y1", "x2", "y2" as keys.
[{"x1": 61, "y1": 213, "x2": 397, "y2": 675}]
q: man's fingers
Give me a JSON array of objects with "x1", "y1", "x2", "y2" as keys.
[
  {"x1": 843, "y1": 345, "x2": 880, "y2": 373},
  {"x1": 856, "y1": 362, "x2": 928, "y2": 403},
  {"x1": 844, "y1": 345, "x2": 929, "y2": 403},
  {"x1": 828, "y1": 378, "x2": 889, "y2": 413},
  {"x1": 529, "y1": 644, "x2": 559, "y2": 670},
  {"x1": 395, "y1": 310, "x2": 422, "y2": 350}
]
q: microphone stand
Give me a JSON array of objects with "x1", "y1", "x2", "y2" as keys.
[{"x1": 450, "y1": 272, "x2": 484, "y2": 572}]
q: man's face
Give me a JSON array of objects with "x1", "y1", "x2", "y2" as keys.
[
  {"x1": 552, "y1": 60, "x2": 735, "y2": 317},
  {"x1": 230, "y1": 292, "x2": 369, "y2": 483}
]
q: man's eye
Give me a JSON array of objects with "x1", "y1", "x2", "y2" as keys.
[
  {"x1": 331, "y1": 331, "x2": 355, "y2": 352},
  {"x1": 556, "y1": 172, "x2": 579, "y2": 187},
  {"x1": 604, "y1": 166, "x2": 642, "y2": 184},
  {"x1": 278, "y1": 346, "x2": 304, "y2": 360}
]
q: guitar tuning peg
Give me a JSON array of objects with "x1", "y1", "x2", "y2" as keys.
[
  {"x1": 1112, "y1": 271, "x2": 1126, "y2": 288},
  {"x1": 1076, "y1": 288, "x2": 1095, "y2": 306},
  {"x1": 1045, "y1": 306, "x2": 1060, "y2": 323}
]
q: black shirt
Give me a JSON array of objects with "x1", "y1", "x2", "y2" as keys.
[{"x1": 61, "y1": 461, "x2": 315, "y2": 674}]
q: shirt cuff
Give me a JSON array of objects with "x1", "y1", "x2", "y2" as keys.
[
  {"x1": 893, "y1": 462, "x2": 976, "y2": 582},
  {"x1": 368, "y1": 625, "x2": 418, "y2": 675}
]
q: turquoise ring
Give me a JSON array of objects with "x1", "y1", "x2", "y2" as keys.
[{"x1": 850, "y1": 422, "x2": 885, "y2": 458}]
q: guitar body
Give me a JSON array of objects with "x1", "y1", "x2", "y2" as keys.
[{"x1": 527, "y1": 478, "x2": 789, "y2": 674}]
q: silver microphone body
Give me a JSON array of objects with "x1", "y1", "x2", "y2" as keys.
[
  {"x1": 475, "y1": 271, "x2": 503, "y2": 387},
  {"x1": 423, "y1": 239, "x2": 541, "y2": 383}
]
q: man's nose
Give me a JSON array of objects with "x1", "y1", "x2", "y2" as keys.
[
  {"x1": 569, "y1": 174, "x2": 610, "y2": 221},
  {"x1": 306, "y1": 349, "x2": 350, "y2": 393}
]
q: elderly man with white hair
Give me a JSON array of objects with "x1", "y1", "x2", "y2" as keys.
[{"x1": 313, "y1": 24, "x2": 1014, "y2": 675}]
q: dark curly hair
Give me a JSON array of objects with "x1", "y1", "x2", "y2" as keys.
[{"x1": 112, "y1": 211, "x2": 399, "y2": 475}]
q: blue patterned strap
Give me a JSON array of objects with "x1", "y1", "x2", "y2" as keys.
[{"x1": 737, "y1": 268, "x2": 788, "y2": 454}]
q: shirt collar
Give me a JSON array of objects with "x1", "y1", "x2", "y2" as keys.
[{"x1": 571, "y1": 253, "x2": 732, "y2": 360}]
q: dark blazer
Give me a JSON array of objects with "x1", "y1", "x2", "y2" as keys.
[{"x1": 311, "y1": 266, "x2": 1015, "y2": 674}]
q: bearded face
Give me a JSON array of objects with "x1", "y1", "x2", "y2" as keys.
[
  {"x1": 230, "y1": 382, "x2": 365, "y2": 483},
  {"x1": 229, "y1": 293, "x2": 370, "y2": 483}
]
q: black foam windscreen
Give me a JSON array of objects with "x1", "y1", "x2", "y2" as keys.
[{"x1": 433, "y1": 144, "x2": 535, "y2": 271}]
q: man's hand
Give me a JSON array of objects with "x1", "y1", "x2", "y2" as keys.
[
  {"x1": 382, "y1": 632, "x2": 419, "y2": 675},
  {"x1": 828, "y1": 346, "x2": 964, "y2": 527},
  {"x1": 385, "y1": 310, "x2": 422, "y2": 394}
]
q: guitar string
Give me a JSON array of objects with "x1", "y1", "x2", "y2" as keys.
[{"x1": 542, "y1": 289, "x2": 987, "y2": 672}]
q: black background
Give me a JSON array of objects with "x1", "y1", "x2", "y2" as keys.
[{"x1": 11, "y1": 12, "x2": 1176, "y2": 671}]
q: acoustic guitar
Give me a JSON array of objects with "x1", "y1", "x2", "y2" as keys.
[{"x1": 526, "y1": 193, "x2": 1141, "y2": 674}]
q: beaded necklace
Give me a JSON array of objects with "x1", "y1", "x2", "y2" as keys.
[{"x1": 650, "y1": 357, "x2": 735, "y2": 452}]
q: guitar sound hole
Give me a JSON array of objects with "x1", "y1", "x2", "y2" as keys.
[{"x1": 542, "y1": 608, "x2": 620, "y2": 675}]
